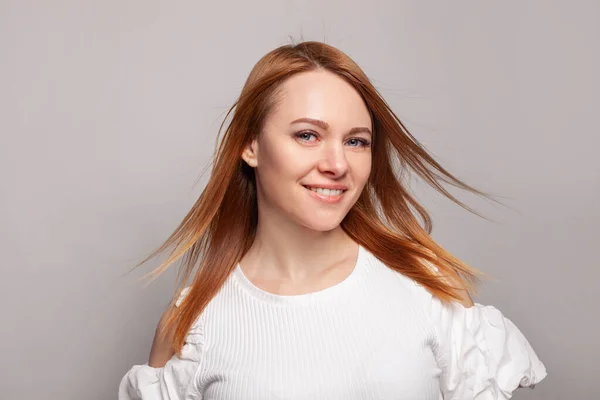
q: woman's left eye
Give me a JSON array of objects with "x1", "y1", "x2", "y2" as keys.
[{"x1": 347, "y1": 138, "x2": 371, "y2": 147}]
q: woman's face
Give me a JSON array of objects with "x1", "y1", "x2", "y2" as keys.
[{"x1": 242, "y1": 70, "x2": 373, "y2": 232}]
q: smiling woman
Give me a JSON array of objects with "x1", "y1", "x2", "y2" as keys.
[
  {"x1": 119, "y1": 40, "x2": 547, "y2": 399},
  {"x1": 239, "y1": 69, "x2": 373, "y2": 234}
]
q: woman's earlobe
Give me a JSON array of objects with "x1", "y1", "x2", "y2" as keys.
[
  {"x1": 241, "y1": 144, "x2": 258, "y2": 167},
  {"x1": 243, "y1": 157, "x2": 257, "y2": 168}
]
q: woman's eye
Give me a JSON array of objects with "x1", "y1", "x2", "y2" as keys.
[
  {"x1": 347, "y1": 138, "x2": 371, "y2": 148},
  {"x1": 295, "y1": 131, "x2": 318, "y2": 142},
  {"x1": 295, "y1": 132, "x2": 371, "y2": 148}
]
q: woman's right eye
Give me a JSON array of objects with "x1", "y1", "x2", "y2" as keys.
[{"x1": 295, "y1": 131, "x2": 318, "y2": 142}]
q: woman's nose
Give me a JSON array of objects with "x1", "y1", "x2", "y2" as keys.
[{"x1": 316, "y1": 144, "x2": 349, "y2": 177}]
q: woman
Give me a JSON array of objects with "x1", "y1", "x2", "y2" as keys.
[{"x1": 119, "y1": 40, "x2": 547, "y2": 399}]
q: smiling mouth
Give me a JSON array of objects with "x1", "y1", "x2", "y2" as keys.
[{"x1": 302, "y1": 185, "x2": 347, "y2": 197}]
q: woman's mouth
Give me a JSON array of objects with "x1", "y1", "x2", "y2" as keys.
[{"x1": 302, "y1": 185, "x2": 347, "y2": 203}]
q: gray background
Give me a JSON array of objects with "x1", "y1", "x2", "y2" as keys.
[{"x1": 1, "y1": 1, "x2": 598, "y2": 399}]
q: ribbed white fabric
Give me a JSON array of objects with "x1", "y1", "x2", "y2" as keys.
[{"x1": 119, "y1": 245, "x2": 547, "y2": 400}]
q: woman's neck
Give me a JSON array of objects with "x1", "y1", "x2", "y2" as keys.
[{"x1": 240, "y1": 218, "x2": 357, "y2": 282}]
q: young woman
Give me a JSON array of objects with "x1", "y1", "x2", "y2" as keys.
[{"x1": 119, "y1": 41, "x2": 547, "y2": 399}]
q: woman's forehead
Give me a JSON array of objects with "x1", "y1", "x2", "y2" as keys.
[{"x1": 270, "y1": 71, "x2": 372, "y2": 128}]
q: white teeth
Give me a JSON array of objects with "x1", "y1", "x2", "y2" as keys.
[{"x1": 306, "y1": 186, "x2": 344, "y2": 196}]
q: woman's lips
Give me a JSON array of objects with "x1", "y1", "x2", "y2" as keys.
[{"x1": 303, "y1": 185, "x2": 346, "y2": 204}]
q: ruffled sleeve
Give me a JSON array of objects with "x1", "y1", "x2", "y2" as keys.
[
  {"x1": 430, "y1": 296, "x2": 548, "y2": 399},
  {"x1": 118, "y1": 287, "x2": 204, "y2": 400}
]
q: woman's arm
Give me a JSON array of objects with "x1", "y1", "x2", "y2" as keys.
[
  {"x1": 119, "y1": 288, "x2": 202, "y2": 399},
  {"x1": 148, "y1": 306, "x2": 177, "y2": 367}
]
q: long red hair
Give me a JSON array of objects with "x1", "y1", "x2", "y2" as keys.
[{"x1": 133, "y1": 40, "x2": 500, "y2": 354}]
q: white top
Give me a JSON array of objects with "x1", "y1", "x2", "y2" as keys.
[{"x1": 119, "y1": 245, "x2": 547, "y2": 399}]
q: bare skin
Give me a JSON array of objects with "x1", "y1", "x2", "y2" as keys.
[
  {"x1": 238, "y1": 70, "x2": 373, "y2": 285},
  {"x1": 148, "y1": 306, "x2": 176, "y2": 367},
  {"x1": 147, "y1": 70, "x2": 372, "y2": 367},
  {"x1": 147, "y1": 70, "x2": 473, "y2": 368}
]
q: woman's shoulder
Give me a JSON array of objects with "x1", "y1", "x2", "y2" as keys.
[
  {"x1": 363, "y1": 248, "x2": 435, "y2": 294},
  {"x1": 361, "y1": 248, "x2": 441, "y2": 312}
]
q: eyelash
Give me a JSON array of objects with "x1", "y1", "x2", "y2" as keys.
[{"x1": 295, "y1": 131, "x2": 371, "y2": 148}]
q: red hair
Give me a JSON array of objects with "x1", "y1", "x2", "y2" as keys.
[{"x1": 133, "y1": 40, "x2": 499, "y2": 354}]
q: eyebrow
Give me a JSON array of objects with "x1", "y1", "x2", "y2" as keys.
[{"x1": 290, "y1": 117, "x2": 372, "y2": 136}]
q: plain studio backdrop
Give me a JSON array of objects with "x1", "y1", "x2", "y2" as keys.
[{"x1": 1, "y1": 1, "x2": 598, "y2": 399}]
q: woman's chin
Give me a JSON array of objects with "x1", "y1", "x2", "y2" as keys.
[{"x1": 300, "y1": 217, "x2": 345, "y2": 233}]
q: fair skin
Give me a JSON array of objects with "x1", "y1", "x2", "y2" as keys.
[
  {"x1": 149, "y1": 69, "x2": 372, "y2": 367},
  {"x1": 237, "y1": 69, "x2": 373, "y2": 294},
  {"x1": 148, "y1": 69, "x2": 474, "y2": 368},
  {"x1": 148, "y1": 307, "x2": 177, "y2": 367}
]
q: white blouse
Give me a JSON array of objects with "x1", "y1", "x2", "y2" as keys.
[{"x1": 119, "y1": 245, "x2": 547, "y2": 399}]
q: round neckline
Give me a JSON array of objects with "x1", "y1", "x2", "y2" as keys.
[{"x1": 232, "y1": 244, "x2": 366, "y2": 306}]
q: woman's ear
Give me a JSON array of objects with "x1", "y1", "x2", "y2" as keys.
[{"x1": 241, "y1": 139, "x2": 258, "y2": 168}]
